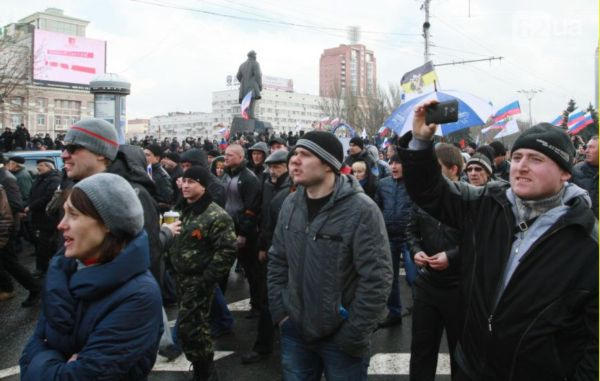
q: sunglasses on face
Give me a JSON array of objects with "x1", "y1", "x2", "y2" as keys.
[
  {"x1": 64, "y1": 144, "x2": 84, "y2": 154},
  {"x1": 466, "y1": 166, "x2": 483, "y2": 173}
]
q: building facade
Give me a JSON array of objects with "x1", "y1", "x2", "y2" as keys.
[
  {"x1": 126, "y1": 118, "x2": 149, "y2": 140},
  {"x1": 150, "y1": 89, "x2": 327, "y2": 141},
  {"x1": 319, "y1": 44, "x2": 377, "y2": 98},
  {"x1": 0, "y1": 8, "x2": 94, "y2": 137},
  {"x1": 148, "y1": 112, "x2": 218, "y2": 142}
]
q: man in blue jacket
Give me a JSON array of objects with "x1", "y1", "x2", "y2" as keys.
[{"x1": 375, "y1": 155, "x2": 417, "y2": 328}]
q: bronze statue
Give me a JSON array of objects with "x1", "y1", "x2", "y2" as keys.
[{"x1": 236, "y1": 50, "x2": 262, "y2": 119}]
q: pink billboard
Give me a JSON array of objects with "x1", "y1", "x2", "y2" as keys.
[{"x1": 33, "y1": 29, "x2": 106, "y2": 86}]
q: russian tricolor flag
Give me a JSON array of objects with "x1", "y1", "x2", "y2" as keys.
[
  {"x1": 241, "y1": 90, "x2": 253, "y2": 120},
  {"x1": 568, "y1": 114, "x2": 593, "y2": 135},
  {"x1": 550, "y1": 115, "x2": 564, "y2": 126},
  {"x1": 567, "y1": 110, "x2": 586, "y2": 126},
  {"x1": 492, "y1": 101, "x2": 521, "y2": 123},
  {"x1": 378, "y1": 126, "x2": 390, "y2": 137}
]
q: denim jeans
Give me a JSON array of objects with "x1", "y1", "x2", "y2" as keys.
[
  {"x1": 280, "y1": 319, "x2": 370, "y2": 381},
  {"x1": 387, "y1": 240, "x2": 417, "y2": 316},
  {"x1": 210, "y1": 285, "x2": 234, "y2": 336}
]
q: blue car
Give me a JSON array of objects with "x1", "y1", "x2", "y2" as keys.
[{"x1": 6, "y1": 150, "x2": 64, "y2": 178}]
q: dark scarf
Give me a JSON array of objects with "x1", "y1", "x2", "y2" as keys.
[{"x1": 179, "y1": 192, "x2": 213, "y2": 216}]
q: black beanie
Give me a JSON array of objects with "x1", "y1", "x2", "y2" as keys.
[
  {"x1": 9, "y1": 156, "x2": 25, "y2": 164},
  {"x1": 180, "y1": 148, "x2": 208, "y2": 167},
  {"x1": 489, "y1": 141, "x2": 507, "y2": 157},
  {"x1": 295, "y1": 131, "x2": 344, "y2": 173},
  {"x1": 512, "y1": 123, "x2": 575, "y2": 173},
  {"x1": 165, "y1": 152, "x2": 180, "y2": 163},
  {"x1": 183, "y1": 165, "x2": 212, "y2": 187},
  {"x1": 349, "y1": 136, "x2": 364, "y2": 150},
  {"x1": 146, "y1": 144, "x2": 163, "y2": 158}
]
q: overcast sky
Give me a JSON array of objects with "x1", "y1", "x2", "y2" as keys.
[{"x1": 2, "y1": 0, "x2": 598, "y2": 123}]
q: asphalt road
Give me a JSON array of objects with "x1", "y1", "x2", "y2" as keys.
[{"x1": 0, "y1": 245, "x2": 451, "y2": 380}]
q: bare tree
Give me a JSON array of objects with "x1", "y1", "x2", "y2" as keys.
[{"x1": 0, "y1": 34, "x2": 31, "y2": 105}]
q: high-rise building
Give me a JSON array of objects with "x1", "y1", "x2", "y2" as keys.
[
  {"x1": 0, "y1": 8, "x2": 98, "y2": 137},
  {"x1": 319, "y1": 44, "x2": 376, "y2": 98}
]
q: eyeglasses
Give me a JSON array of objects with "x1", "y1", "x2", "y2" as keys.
[
  {"x1": 466, "y1": 166, "x2": 483, "y2": 173},
  {"x1": 64, "y1": 144, "x2": 84, "y2": 154}
]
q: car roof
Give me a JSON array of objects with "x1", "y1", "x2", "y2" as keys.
[{"x1": 6, "y1": 150, "x2": 62, "y2": 157}]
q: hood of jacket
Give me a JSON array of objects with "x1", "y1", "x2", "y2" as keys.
[
  {"x1": 71, "y1": 231, "x2": 150, "y2": 300},
  {"x1": 44, "y1": 231, "x2": 151, "y2": 334},
  {"x1": 107, "y1": 145, "x2": 156, "y2": 194}
]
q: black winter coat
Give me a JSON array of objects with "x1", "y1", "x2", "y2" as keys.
[
  {"x1": 406, "y1": 205, "x2": 461, "y2": 289},
  {"x1": 572, "y1": 161, "x2": 598, "y2": 218},
  {"x1": 107, "y1": 145, "x2": 163, "y2": 289},
  {"x1": 398, "y1": 136, "x2": 598, "y2": 381},
  {"x1": 224, "y1": 164, "x2": 261, "y2": 237},
  {"x1": 150, "y1": 163, "x2": 174, "y2": 207},
  {"x1": 28, "y1": 170, "x2": 61, "y2": 230},
  {"x1": 257, "y1": 173, "x2": 291, "y2": 251}
]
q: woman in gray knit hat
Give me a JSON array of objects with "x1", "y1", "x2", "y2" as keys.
[{"x1": 20, "y1": 173, "x2": 163, "y2": 380}]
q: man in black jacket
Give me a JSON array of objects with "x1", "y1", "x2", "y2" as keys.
[
  {"x1": 25, "y1": 159, "x2": 61, "y2": 277},
  {"x1": 399, "y1": 101, "x2": 598, "y2": 381},
  {"x1": 242, "y1": 150, "x2": 291, "y2": 364},
  {"x1": 144, "y1": 143, "x2": 174, "y2": 210},
  {"x1": 406, "y1": 142, "x2": 463, "y2": 380},
  {"x1": 572, "y1": 135, "x2": 598, "y2": 218},
  {"x1": 0, "y1": 155, "x2": 39, "y2": 307},
  {"x1": 224, "y1": 144, "x2": 261, "y2": 316}
]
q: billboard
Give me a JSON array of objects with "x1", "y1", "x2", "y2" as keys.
[
  {"x1": 33, "y1": 29, "x2": 106, "y2": 88},
  {"x1": 226, "y1": 74, "x2": 293, "y2": 92}
]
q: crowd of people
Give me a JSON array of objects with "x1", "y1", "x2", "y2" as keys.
[{"x1": 0, "y1": 101, "x2": 596, "y2": 380}]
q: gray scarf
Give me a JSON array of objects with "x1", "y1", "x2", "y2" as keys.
[{"x1": 514, "y1": 187, "x2": 566, "y2": 224}]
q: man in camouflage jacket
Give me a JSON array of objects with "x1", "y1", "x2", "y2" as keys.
[{"x1": 166, "y1": 166, "x2": 236, "y2": 381}]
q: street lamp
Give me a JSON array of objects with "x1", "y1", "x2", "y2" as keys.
[{"x1": 517, "y1": 89, "x2": 543, "y2": 127}]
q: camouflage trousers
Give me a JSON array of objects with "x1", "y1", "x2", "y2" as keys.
[{"x1": 177, "y1": 285, "x2": 215, "y2": 364}]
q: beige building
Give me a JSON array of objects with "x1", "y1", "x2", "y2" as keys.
[
  {"x1": 0, "y1": 8, "x2": 95, "y2": 137},
  {"x1": 126, "y1": 118, "x2": 150, "y2": 140}
]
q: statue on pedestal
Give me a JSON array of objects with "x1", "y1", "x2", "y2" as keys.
[{"x1": 236, "y1": 50, "x2": 262, "y2": 120}]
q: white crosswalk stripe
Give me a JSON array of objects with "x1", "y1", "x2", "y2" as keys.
[{"x1": 368, "y1": 353, "x2": 450, "y2": 375}]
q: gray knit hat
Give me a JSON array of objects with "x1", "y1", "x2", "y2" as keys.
[
  {"x1": 466, "y1": 153, "x2": 493, "y2": 175},
  {"x1": 65, "y1": 118, "x2": 119, "y2": 161},
  {"x1": 74, "y1": 173, "x2": 144, "y2": 237}
]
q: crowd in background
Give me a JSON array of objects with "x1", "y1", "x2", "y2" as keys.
[{"x1": 0, "y1": 114, "x2": 597, "y2": 380}]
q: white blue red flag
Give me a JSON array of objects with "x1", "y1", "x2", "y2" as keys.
[
  {"x1": 550, "y1": 115, "x2": 564, "y2": 126},
  {"x1": 241, "y1": 90, "x2": 253, "y2": 120},
  {"x1": 567, "y1": 110, "x2": 586, "y2": 127},
  {"x1": 568, "y1": 113, "x2": 593, "y2": 135},
  {"x1": 492, "y1": 101, "x2": 521, "y2": 123},
  {"x1": 378, "y1": 126, "x2": 390, "y2": 137}
]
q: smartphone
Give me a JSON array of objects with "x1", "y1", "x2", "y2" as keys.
[{"x1": 425, "y1": 99, "x2": 459, "y2": 125}]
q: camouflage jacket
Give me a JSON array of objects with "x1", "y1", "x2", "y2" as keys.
[{"x1": 166, "y1": 196, "x2": 237, "y2": 290}]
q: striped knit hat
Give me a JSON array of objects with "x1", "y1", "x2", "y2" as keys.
[
  {"x1": 64, "y1": 118, "x2": 119, "y2": 161},
  {"x1": 295, "y1": 131, "x2": 343, "y2": 173}
]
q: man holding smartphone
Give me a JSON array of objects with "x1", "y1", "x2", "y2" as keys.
[{"x1": 398, "y1": 100, "x2": 597, "y2": 381}]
